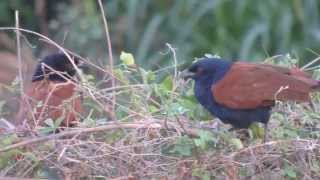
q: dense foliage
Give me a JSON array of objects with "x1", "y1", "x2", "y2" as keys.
[{"x1": 1, "y1": 0, "x2": 320, "y2": 67}]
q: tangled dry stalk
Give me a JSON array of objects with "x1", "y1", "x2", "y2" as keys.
[
  {"x1": 2, "y1": 118, "x2": 320, "y2": 179},
  {"x1": 1, "y1": 6, "x2": 320, "y2": 180}
]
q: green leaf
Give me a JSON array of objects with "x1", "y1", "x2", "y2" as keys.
[
  {"x1": 148, "y1": 105, "x2": 159, "y2": 113},
  {"x1": 169, "y1": 136, "x2": 194, "y2": 156},
  {"x1": 171, "y1": 144, "x2": 192, "y2": 156},
  {"x1": 0, "y1": 134, "x2": 20, "y2": 169},
  {"x1": 194, "y1": 130, "x2": 213, "y2": 150},
  {"x1": 139, "y1": 68, "x2": 155, "y2": 84},
  {"x1": 54, "y1": 115, "x2": 65, "y2": 128},
  {"x1": 167, "y1": 102, "x2": 189, "y2": 117},
  {"x1": 161, "y1": 75, "x2": 173, "y2": 91},
  {"x1": 192, "y1": 168, "x2": 211, "y2": 180},
  {"x1": 114, "y1": 68, "x2": 129, "y2": 85},
  {"x1": 44, "y1": 118, "x2": 55, "y2": 127},
  {"x1": 120, "y1": 51, "x2": 135, "y2": 65},
  {"x1": 229, "y1": 138, "x2": 244, "y2": 149},
  {"x1": 283, "y1": 164, "x2": 297, "y2": 178},
  {"x1": 249, "y1": 123, "x2": 264, "y2": 139},
  {"x1": 22, "y1": 151, "x2": 39, "y2": 162},
  {"x1": 284, "y1": 129, "x2": 298, "y2": 138},
  {"x1": 39, "y1": 127, "x2": 55, "y2": 134}
]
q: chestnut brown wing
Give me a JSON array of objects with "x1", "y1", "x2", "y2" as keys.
[
  {"x1": 212, "y1": 62, "x2": 319, "y2": 109},
  {"x1": 17, "y1": 81, "x2": 83, "y2": 127}
]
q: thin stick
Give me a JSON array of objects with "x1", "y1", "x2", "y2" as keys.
[
  {"x1": 97, "y1": 0, "x2": 116, "y2": 119},
  {"x1": 229, "y1": 139, "x2": 320, "y2": 158},
  {"x1": 301, "y1": 56, "x2": 320, "y2": 70},
  {"x1": 166, "y1": 43, "x2": 178, "y2": 82},
  {"x1": 0, "y1": 122, "x2": 162, "y2": 152},
  {"x1": 0, "y1": 177, "x2": 40, "y2": 180},
  {"x1": 15, "y1": 11, "x2": 23, "y2": 94},
  {"x1": 0, "y1": 121, "x2": 200, "y2": 153},
  {"x1": 14, "y1": 11, "x2": 38, "y2": 126}
]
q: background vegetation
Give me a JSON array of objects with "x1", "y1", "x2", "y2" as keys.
[
  {"x1": 0, "y1": 0, "x2": 320, "y2": 179},
  {"x1": 2, "y1": 0, "x2": 320, "y2": 66}
]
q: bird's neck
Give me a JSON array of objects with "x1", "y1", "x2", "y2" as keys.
[
  {"x1": 197, "y1": 62, "x2": 232, "y2": 85},
  {"x1": 194, "y1": 63, "x2": 232, "y2": 113}
]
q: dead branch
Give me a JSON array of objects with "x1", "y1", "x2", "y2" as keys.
[
  {"x1": 0, "y1": 121, "x2": 200, "y2": 153},
  {"x1": 0, "y1": 122, "x2": 160, "y2": 152},
  {"x1": 97, "y1": 0, "x2": 116, "y2": 120}
]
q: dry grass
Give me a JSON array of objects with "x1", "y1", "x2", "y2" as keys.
[{"x1": 2, "y1": 118, "x2": 320, "y2": 179}]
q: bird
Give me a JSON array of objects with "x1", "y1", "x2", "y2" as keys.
[
  {"x1": 16, "y1": 53, "x2": 83, "y2": 130},
  {"x1": 182, "y1": 57, "x2": 320, "y2": 142}
]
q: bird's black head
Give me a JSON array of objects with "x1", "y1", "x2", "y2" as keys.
[
  {"x1": 32, "y1": 53, "x2": 80, "y2": 82},
  {"x1": 182, "y1": 58, "x2": 232, "y2": 83}
]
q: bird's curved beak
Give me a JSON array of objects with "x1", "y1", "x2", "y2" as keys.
[{"x1": 180, "y1": 69, "x2": 195, "y2": 80}]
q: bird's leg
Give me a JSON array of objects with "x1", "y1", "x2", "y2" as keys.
[{"x1": 264, "y1": 123, "x2": 268, "y2": 143}]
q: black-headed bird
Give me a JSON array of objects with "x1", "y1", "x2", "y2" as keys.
[{"x1": 16, "y1": 53, "x2": 83, "y2": 129}]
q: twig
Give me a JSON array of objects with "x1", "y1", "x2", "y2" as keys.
[
  {"x1": 15, "y1": 11, "x2": 23, "y2": 95},
  {"x1": 14, "y1": 11, "x2": 38, "y2": 127},
  {"x1": 0, "y1": 120, "x2": 202, "y2": 153},
  {"x1": 165, "y1": 43, "x2": 178, "y2": 82},
  {"x1": 162, "y1": 44, "x2": 180, "y2": 132},
  {"x1": 110, "y1": 176, "x2": 135, "y2": 180},
  {"x1": 97, "y1": 0, "x2": 116, "y2": 120},
  {"x1": 0, "y1": 177, "x2": 42, "y2": 180},
  {"x1": 229, "y1": 139, "x2": 320, "y2": 158},
  {"x1": 0, "y1": 122, "x2": 162, "y2": 152},
  {"x1": 302, "y1": 56, "x2": 320, "y2": 70}
]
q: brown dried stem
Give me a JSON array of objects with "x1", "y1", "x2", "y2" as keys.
[{"x1": 97, "y1": 0, "x2": 116, "y2": 120}]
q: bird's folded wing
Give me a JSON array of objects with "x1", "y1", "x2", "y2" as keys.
[
  {"x1": 17, "y1": 81, "x2": 83, "y2": 126},
  {"x1": 212, "y1": 62, "x2": 319, "y2": 109}
]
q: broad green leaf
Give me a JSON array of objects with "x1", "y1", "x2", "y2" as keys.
[
  {"x1": 167, "y1": 102, "x2": 189, "y2": 117},
  {"x1": 283, "y1": 164, "x2": 297, "y2": 178},
  {"x1": 192, "y1": 168, "x2": 211, "y2": 180},
  {"x1": 0, "y1": 134, "x2": 20, "y2": 169},
  {"x1": 139, "y1": 68, "x2": 155, "y2": 84},
  {"x1": 54, "y1": 115, "x2": 65, "y2": 128},
  {"x1": 169, "y1": 136, "x2": 194, "y2": 156},
  {"x1": 171, "y1": 144, "x2": 192, "y2": 156},
  {"x1": 148, "y1": 105, "x2": 159, "y2": 113},
  {"x1": 249, "y1": 123, "x2": 264, "y2": 139},
  {"x1": 120, "y1": 51, "x2": 135, "y2": 65},
  {"x1": 194, "y1": 130, "x2": 213, "y2": 150},
  {"x1": 22, "y1": 151, "x2": 39, "y2": 162},
  {"x1": 161, "y1": 75, "x2": 173, "y2": 91},
  {"x1": 44, "y1": 118, "x2": 54, "y2": 127},
  {"x1": 114, "y1": 68, "x2": 129, "y2": 85},
  {"x1": 229, "y1": 138, "x2": 244, "y2": 149}
]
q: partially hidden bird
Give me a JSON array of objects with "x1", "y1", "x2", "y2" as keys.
[
  {"x1": 182, "y1": 57, "x2": 320, "y2": 142},
  {"x1": 16, "y1": 53, "x2": 83, "y2": 129}
]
